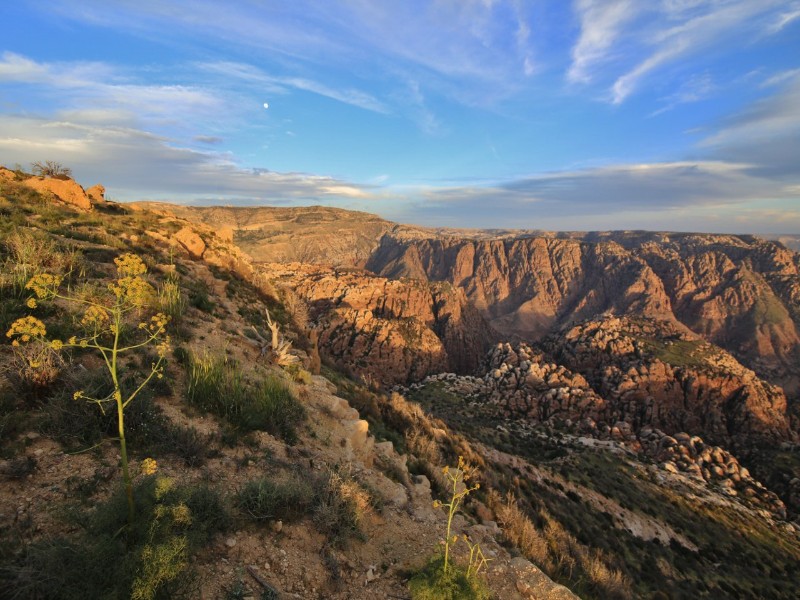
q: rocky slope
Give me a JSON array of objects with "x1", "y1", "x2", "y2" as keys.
[
  {"x1": 1, "y1": 172, "x2": 579, "y2": 600},
  {"x1": 128, "y1": 203, "x2": 799, "y2": 393},
  {"x1": 5, "y1": 169, "x2": 800, "y2": 598}
]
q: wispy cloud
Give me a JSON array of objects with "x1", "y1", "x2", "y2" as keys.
[
  {"x1": 198, "y1": 61, "x2": 388, "y2": 114},
  {"x1": 566, "y1": 1, "x2": 792, "y2": 104},
  {"x1": 35, "y1": 0, "x2": 536, "y2": 104},
  {"x1": 701, "y1": 72, "x2": 800, "y2": 148},
  {"x1": 612, "y1": 1, "x2": 782, "y2": 104},
  {"x1": 650, "y1": 71, "x2": 716, "y2": 116},
  {"x1": 394, "y1": 159, "x2": 798, "y2": 231},
  {"x1": 0, "y1": 52, "x2": 222, "y2": 125},
  {"x1": 765, "y1": 2, "x2": 800, "y2": 34},
  {"x1": 567, "y1": 0, "x2": 639, "y2": 84}
]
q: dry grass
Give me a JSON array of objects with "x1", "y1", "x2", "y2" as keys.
[
  {"x1": 487, "y1": 489, "x2": 632, "y2": 599},
  {"x1": 488, "y1": 490, "x2": 550, "y2": 569}
]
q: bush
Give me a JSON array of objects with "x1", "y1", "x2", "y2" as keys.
[
  {"x1": 30, "y1": 160, "x2": 72, "y2": 178},
  {"x1": 312, "y1": 468, "x2": 372, "y2": 546},
  {"x1": 0, "y1": 476, "x2": 228, "y2": 599},
  {"x1": 157, "y1": 273, "x2": 187, "y2": 323}
]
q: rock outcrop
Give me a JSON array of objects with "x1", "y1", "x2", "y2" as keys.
[
  {"x1": 22, "y1": 176, "x2": 92, "y2": 210},
  {"x1": 264, "y1": 263, "x2": 494, "y2": 384},
  {"x1": 637, "y1": 426, "x2": 786, "y2": 517},
  {"x1": 543, "y1": 316, "x2": 793, "y2": 449},
  {"x1": 174, "y1": 226, "x2": 207, "y2": 259},
  {"x1": 86, "y1": 184, "x2": 106, "y2": 204}
]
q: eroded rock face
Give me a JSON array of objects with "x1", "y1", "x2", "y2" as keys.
[
  {"x1": 630, "y1": 236, "x2": 800, "y2": 393},
  {"x1": 264, "y1": 263, "x2": 494, "y2": 385},
  {"x1": 23, "y1": 176, "x2": 92, "y2": 210},
  {"x1": 366, "y1": 232, "x2": 800, "y2": 393},
  {"x1": 367, "y1": 235, "x2": 675, "y2": 340}
]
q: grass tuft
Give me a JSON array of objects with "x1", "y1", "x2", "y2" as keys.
[{"x1": 186, "y1": 353, "x2": 305, "y2": 442}]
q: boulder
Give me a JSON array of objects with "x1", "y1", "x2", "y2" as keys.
[{"x1": 174, "y1": 226, "x2": 206, "y2": 259}]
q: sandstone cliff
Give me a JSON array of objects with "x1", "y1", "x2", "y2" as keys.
[
  {"x1": 366, "y1": 232, "x2": 800, "y2": 394},
  {"x1": 264, "y1": 263, "x2": 494, "y2": 384}
]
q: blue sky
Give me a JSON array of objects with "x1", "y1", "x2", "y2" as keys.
[{"x1": 1, "y1": 1, "x2": 798, "y2": 232}]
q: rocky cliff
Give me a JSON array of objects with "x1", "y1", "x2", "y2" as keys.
[{"x1": 366, "y1": 232, "x2": 800, "y2": 394}]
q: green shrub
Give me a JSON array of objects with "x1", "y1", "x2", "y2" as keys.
[
  {"x1": 236, "y1": 475, "x2": 315, "y2": 521},
  {"x1": 408, "y1": 556, "x2": 490, "y2": 600},
  {"x1": 241, "y1": 375, "x2": 305, "y2": 442},
  {"x1": 0, "y1": 476, "x2": 227, "y2": 599},
  {"x1": 187, "y1": 281, "x2": 214, "y2": 313},
  {"x1": 157, "y1": 273, "x2": 187, "y2": 323}
]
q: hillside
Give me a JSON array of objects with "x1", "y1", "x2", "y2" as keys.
[
  {"x1": 2, "y1": 168, "x2": 800, "y2": 599},
  {"x1": 128, "y1": 202, "x2": 402, "y2": 268}
]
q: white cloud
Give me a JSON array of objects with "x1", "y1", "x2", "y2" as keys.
[
  {"x1": 650, "y1": 71, "x2": 716, "y2": 116},
  {"x1": 701, "y1": 73, "x2": 800, "y2": 148},
  {"x1": 765, "y1": 2, "x2": 800, "y2": 34},
  {"x1": 0, "y1": 114, "x2": 375, "y2": 203},
  {"x1": 568, "y1": 0, "x2": 639, "y2": 84},
  {"x1": 35, "y1": 0, "x2": 537, "y2": 103},
  {"x1": 0, "y1": 52, "x2": 222, "y2": 125},
  {"x1": 391, "y1": 154, "x2": 798, "y2": 232},
  {"x1": 566, "y1": 2, "x2": 790, "y2": 104},
  {"x1": 612, "y1": 1, "x2": 782, "y2": 104}
]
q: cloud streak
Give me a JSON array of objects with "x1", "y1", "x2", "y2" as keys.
[
  {"x1": 198, "y1": 61, "x2": 389, "y2": 114},
  {"x1": 567, "y1": 0, "x2": 639, "y2": 84},
  {"x1": 566, "y1": 1, "x2": 792, "y2": 104}
]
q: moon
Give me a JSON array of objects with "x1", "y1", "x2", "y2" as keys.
[{"x1": 263, "y1": 102, "x2": 270, "y2": 109}]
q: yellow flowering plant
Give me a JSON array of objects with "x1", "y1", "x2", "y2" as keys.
[
  {"x1": 5, "y1": 253, "x2": 171, "y2": 525},
  {"x1": 434, "y1": 456, "x2": 481, "y2": 576},
  {"x1": 410, "y1": 456, "x2": 489, "y2": 599}
]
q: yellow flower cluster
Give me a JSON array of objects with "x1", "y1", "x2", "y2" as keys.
[
  {"x1": 149, "y1": 313, "x2": 170, "y2": 331},
  {"x1": 81, "y1": 305, "x2": 110, "y2": 328},
  {"x1": 141, "y1": 457, "x2": 158, "y2": 476},
  {"x1": 50, "y1": 339, "x2": 64, "y2": 351},
  {"x1": 6, "y1": 316, "x2": 47, "y2": 345},
  {"x1": 114, "y1": 253, "x2": 148, "y2": 277},
  {"x1": 25, "y1": 273, "x2": 62, "y2": 300},
  {"x1": 108, "y1": 276, "x2": 155, "y2": 307},
  {"x1": 156, "y1": 335, "x2": 171, "y2": 359}
]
